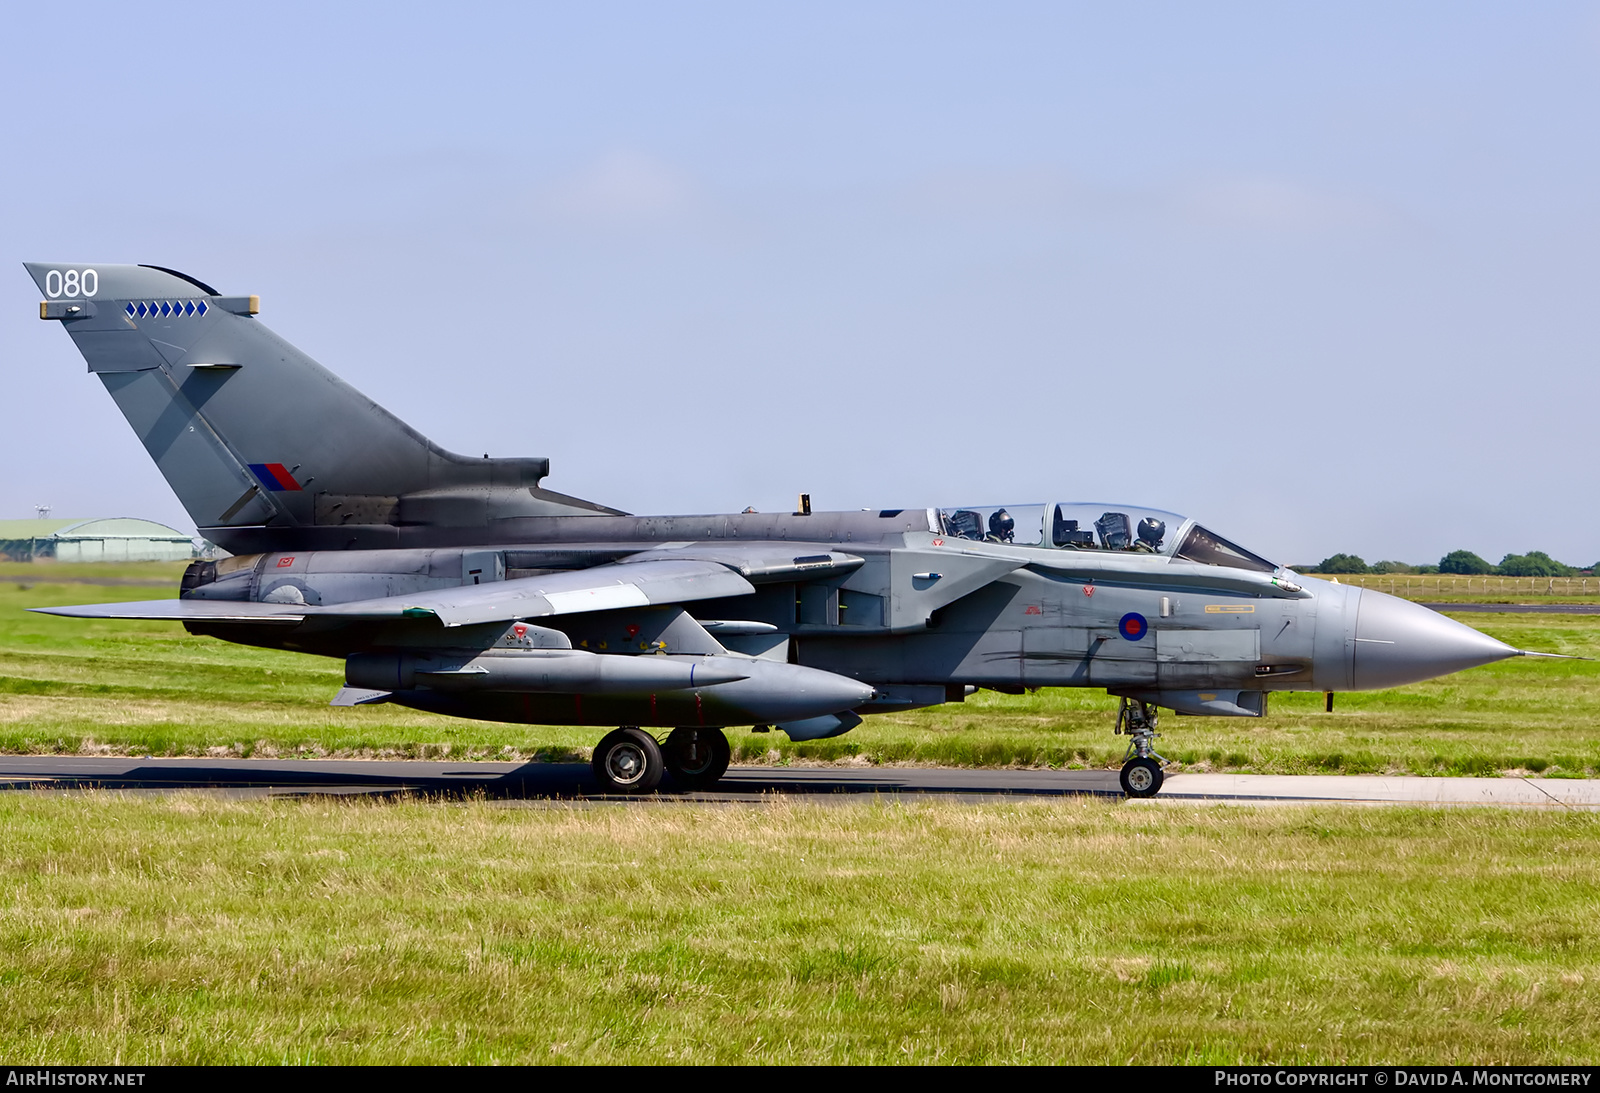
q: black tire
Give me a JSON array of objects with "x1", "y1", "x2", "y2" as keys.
[
  {"x1": 663, "y1": 727, "x2": 731, "y2": 790},
  {"x1": 1119, "y1": 756, "x2": 1164, "y2": 798},
  {"x1": 592, "y1": 728, "x2": 664, "y2": 793}
]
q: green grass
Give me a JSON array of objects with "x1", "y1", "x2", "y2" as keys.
[
  {"x1": 1, "y1": 569, "x2": 1597, "y2": 776},
  {"x1": 0, "y1": 560, "x2": 191, "y2": 583},
  {"x1": 1, "y1": 793, "x2": 1595, "y2": 1064}
]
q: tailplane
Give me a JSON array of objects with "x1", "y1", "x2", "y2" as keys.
[{"x1": 26, "y1": 262, "x2": 618, "y2": 551}]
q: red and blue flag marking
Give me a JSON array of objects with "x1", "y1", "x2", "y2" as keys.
[
  {"x1": 248, "y1": 463, "x2": 302, "y2": 492},
  {"x1": 1119, "y1": 612, "x2": 1148, "y2": 641}
]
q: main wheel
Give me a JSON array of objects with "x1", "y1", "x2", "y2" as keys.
[
  {"x1": 1119, "y1": 756, "x2": 1164, "y2": 798},
  {"x1": 663, "y1": 727, "x2": 731, "y2": 790},
  {"x1": 592, "y1": 728, "x2": 664, "y2": 793}
]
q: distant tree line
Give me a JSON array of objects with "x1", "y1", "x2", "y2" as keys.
[{"x1": 1299, "y1": 551, "x2": 1594, "y2": 576}]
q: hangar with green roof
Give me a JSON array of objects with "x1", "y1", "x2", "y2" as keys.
[{"x1": 0, "y1": 518, "x2": 195, "y2": 563}]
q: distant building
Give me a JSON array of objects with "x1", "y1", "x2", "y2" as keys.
[{"x1": 0, "y1": 518, "x2": 196, "y2": 562}]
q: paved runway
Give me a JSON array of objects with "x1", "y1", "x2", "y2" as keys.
[{"x1": 0, "y1": 756, "x2": 1593, "y2": 808}]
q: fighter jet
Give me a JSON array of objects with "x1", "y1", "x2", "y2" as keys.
[{"x1": 24, "y1": 262, "x2": 1548, "y2": 796}]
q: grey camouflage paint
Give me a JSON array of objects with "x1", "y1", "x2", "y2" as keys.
[{"x1": 25, "y1": 263, "x2": 1523, "y2": 746}]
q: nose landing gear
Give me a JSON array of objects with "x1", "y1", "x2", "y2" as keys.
[{"x1": 1115, "y1": 697, "x2": 1167, "y2": 798}]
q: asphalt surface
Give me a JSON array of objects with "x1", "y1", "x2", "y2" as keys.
[{"x1": 0, "y1": 756, "x2": 1594, "y2": 808}]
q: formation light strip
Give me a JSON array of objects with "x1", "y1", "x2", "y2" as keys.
[{"x1": 124, "y1": 300, "x2": 209, "y2": 319}]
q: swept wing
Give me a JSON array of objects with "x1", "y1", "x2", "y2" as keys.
[{"x1": 35, "y1": 558, "x2": 755, "y2": 627}]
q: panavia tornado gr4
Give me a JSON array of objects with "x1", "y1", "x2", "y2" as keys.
[{"x1": 25, "y1": 262, "x2": 1552, "y2": 796}]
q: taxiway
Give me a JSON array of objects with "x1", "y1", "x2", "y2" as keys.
[{"x1": 0, "y1": 756, "x2": 1592, "y2": 808}]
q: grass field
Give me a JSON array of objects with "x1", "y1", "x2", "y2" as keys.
[
  {"x1": 2, "y1": 793, "x2": 1596, "y2": 1064},
  {"x1": 0, "y1": 566, "x2": 1597, "y2": 776},
  {"x1": 0, "y1": 560, "x2": 190, "y2": 583}
]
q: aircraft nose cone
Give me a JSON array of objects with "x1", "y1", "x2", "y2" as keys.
[{"x1": 1351, "y1": 590, "x2": 1518, "y2": 690}]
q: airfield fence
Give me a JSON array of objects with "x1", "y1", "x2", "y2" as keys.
[{"x1": 1303, "y1": 573, "x2": 1600, "y2": 600}]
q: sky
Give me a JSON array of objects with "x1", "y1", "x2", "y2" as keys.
[{"x1": 2, "y1": 2, "x2": 1597, "y2": 567}]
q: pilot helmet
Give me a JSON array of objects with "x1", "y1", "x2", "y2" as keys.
[
  {"x1": 1137, "y1": 517, "x2": 1166, "y2": 547},
  {"x1": 988, "y1": 509, "x2": 1015, "y2": 541}
]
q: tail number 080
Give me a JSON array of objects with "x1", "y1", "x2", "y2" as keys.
[{"x1": 43, "y1": 269, "x2": 98, "y2": 298}]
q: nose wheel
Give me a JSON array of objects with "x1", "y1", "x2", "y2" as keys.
[
  {"x1": 1115, "y1": 698, "x2": 1167, "y2": 799},
  {"x1": 1120, "y1": 756, "x2": 1164, "y2": 797}
]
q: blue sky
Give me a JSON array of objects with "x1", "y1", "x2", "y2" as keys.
[{"x1": 3, "y1": 3, "x2": 1597, "y2": 565}]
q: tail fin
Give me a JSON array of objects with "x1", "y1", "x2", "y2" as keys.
[{"x1": 25, "y1": 263, "x2": 618, "y2": 552}]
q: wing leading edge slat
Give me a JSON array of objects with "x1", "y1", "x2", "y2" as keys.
[{"x1": 33, "y1": 600, "x2": 307, "y2": 623}]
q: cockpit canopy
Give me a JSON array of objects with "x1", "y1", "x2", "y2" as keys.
[
  {"x1": 937, "y1": 504, "x2": 1047, "y2": 546},
  {"x1": 936, "y1": 502, "x2": 1279, "y2": 573},
  {"x1": 1049, "y1": 503, "x2": 1178, "y2": 554}
]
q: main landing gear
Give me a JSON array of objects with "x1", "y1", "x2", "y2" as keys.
[
  {"x1": 1115, "y1": 697, "x2": 1167, "y2": 799},
  {"x1": 662, "y1": 726, "x2": 732, "y2": 790},
  {"x1": 591, "y1": 726, "x2": 732, "y2": 794}
]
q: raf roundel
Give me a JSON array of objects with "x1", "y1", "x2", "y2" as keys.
[{"x1": 1119, "y1": 612, "x2": 1148, "y2": 641}]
